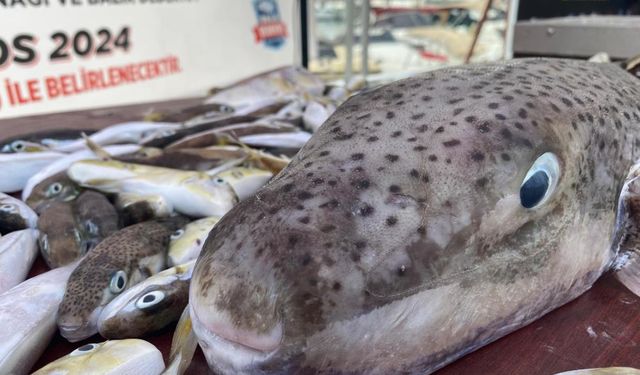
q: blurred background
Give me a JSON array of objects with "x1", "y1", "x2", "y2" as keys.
[{"x1": 304, "y1": 0, "x2": 640, "y2": 84}]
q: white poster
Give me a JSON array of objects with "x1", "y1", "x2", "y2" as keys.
[{"x1": 0, "y1": 0, "x2": 299, "y2": 119}]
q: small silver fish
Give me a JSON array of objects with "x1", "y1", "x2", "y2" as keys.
[
  {"x1": 0, "y1": 151, "x2": 65, "y2": 193},
  {"x1": 31, "y1": 339, "x2": 165, "y2": 375},
  {"x1": 0, "y1": 128, "x2": 95, "y2": 152},
  {"x1": 238, "y1": 131, "x2": 312, "y2": 149},
  {"x1": 0, "y1": 228, "x2": 39, "y2": 294},
  {"x1": 57, "y1": 216, "x2": 189, "y2": 342},
  {"x1": 0, "y1": 262, "x2": 78, "y2": 375},
  {"x1": 165, "y1": 119, "x2": 298, "y2": 150},
  {"x1": 67, "y1": 160, "x2": 238, "y2": 218},
  {"x1": 204, "y1": 66, "x2": 325, "y2": 110},
  {"x1": 21, "y1": 144, "x2": 141, "y2": 202},
  {"x1": 98, "y1": 260, "x2": 194, "y2": 339},
  {"x1": 52, "y1": 122, "x2": 181, "y2": 153},
  {"x1": 168, "y1": 216, "x2": 220, "y2": 266},
  {"x1": 0, "y1": 140, "x2": 49, "y2": 153},
  {"x1": 216, "y1": 167, "x2": 273, "y2": 201}
]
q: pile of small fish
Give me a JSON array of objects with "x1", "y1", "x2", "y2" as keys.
[{"x1": 0, "y1": 66, "x2": 354, "y2": 375}]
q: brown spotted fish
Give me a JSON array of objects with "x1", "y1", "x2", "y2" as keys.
[
  {"x1": 57, "y1": 216, "x2": 189, "y2": 342},
  {"x1": 38, "y1": 191, "x2": 120, "y2": 268},
  {"x1": 190, "y1": 58, "x2": 640, "y2": 374},
  {"x1": 26, "y1": 172, "x2": 81, "y2": 214}
]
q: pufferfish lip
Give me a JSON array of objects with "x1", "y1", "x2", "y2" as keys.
[
  {"x1": 190, "y1": 303, "x2": 282, "y2": 371},
  {"x1": 58, "y1": 322, "x2": 97, "y2": 343}
]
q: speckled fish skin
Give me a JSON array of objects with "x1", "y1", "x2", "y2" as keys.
[
  {"x1": 98, "y1": 261, "x2": 194, "y2": 339},
  {"x1": 57, "y1": 216, "x2": 189, "y2": 342},
  {"x1": 190, "y1": 59, "x2": 640, "y2": 374},
  {"x1": 0, "y1": 192, "x2": 38, "y2": 234},
  {"x1": 31, "y1": 339, "x2": 165, "y2": 375},
  {"x1": 38, "y1": 191, "x2": 119, "y2": 268},
  {"x1": 0, "y1": 228, "x2": 39, "y2": 294},
  {"x1": 0, "y1": 262, "x2": 77, "y2": 375}
]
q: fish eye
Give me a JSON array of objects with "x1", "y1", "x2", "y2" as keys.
[
  {"x1": 70, "y1": 343, "x2": 99, "y2": 356},
  {"x1": 109, "y1": 270, "x2": 128, "y2": 294},
  {"x1": 85, "y1": 221, "x2": 98, "y2": 235},
  {"x1": 520, "y1": 152, "x2": 561, "y2": 209},
  {"x1": 11, "y1": 141, "x2": 25, "y2": 152},
  {"x1": 220, "y1": 105, "x2": 234, "y2": 113},
  {"x1": 214, "y1": 177, "x2": 225, "y2": 185},
  {"x1": 46, "y1": 182, "x2": 63, "y2": 197},
  {"x1": 135, "y1": 290, "x2": 166, "y2": 310},
  {"x1": 170, "y1": 229, "x2": 185, "y2": 240},
  {"x1": 0, "y1": 204, "x2": 15, "y2": 213}
]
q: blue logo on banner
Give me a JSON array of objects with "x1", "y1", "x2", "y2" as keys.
[{"x1": 252, "y1": 0, "x2": 288, "y2": 49}]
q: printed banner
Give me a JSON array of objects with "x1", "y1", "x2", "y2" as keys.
[{"x1": 0, "y1": 0, "x2": 298, "y2": 119}]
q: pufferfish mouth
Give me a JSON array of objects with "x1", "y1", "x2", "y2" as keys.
[
  {"x1": 58, "y1": 322, "x2": 97, "y2": 342},
  {"x1": 190, "y1": 303, "x2": 282, "y2": 370}
]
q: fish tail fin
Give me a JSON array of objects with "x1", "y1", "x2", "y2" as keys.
[
  {"x1": 205, "y1": 157, "x2": 246, "y2": 177},
  {"x1": 82, "y1": 133, "x2": 112, "y2": 160},
  {"x1": 613, "y1": 160, "x2": 640, "y2": 297}
]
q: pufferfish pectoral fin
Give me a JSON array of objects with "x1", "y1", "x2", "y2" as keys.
[
  {"x1": 612, "y1": 160, "x2": 640, "y2": 297},
  {"x1": 162, "y1": 305, "x2": 198, "y2": 375},
  {"x1": 555, "y1": 368, "x2": 640, "y2": 375}
]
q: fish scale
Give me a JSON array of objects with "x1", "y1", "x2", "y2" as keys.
[{"x1": 190, "y1": 59, "x2": 640, "y2": 374}]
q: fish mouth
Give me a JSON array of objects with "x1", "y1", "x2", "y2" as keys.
[
  {"x1": 58, "y1": 322, "x2": 98, "y2": 342},
  {"x1": 190, "y1": 304, "x2": 281, "y2": 374}
]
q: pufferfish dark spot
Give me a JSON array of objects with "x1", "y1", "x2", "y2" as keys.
[
  {"x1": 351, "y1": 153, "x2": 365, "y2": 161},
  {"x1": 386, "y1": 216, "x2": 398, "y2": 226},
  {"x1": 352, "y1": 180, "x2": 370, "y2": 190},
  {"x1": 470, "y1": 150, "x2": 485, "y2": 162},
  {"x1": 297, "y1": 191, "x2": 313, "y2": 200},
  {"x1": 385, "y1": 154, "x2": 399, "y2": 162}
]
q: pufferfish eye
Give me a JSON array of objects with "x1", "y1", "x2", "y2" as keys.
[
  {"x1": 11, "y1": 141, "x2": 25, "y2": 152},
  {"x1": 109, "y1": 270, "x2": 128, "y2": 294},
  {"x1": 69, "y1": 343, "x2": 99, "y2": 356},
  {"x1": 46, "y1": 182, "x2": 63, "y2": 197},
  {"x1": 135, "y1": 290, "x2": 166, "y2": 310},
  {"x1": 170, "y1": 229, "x2": 185, "y2": 241},
  {"x1": 520, "y1": 152, "x2": 561, "y2": 209}
]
